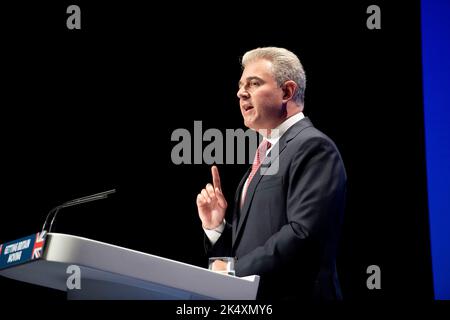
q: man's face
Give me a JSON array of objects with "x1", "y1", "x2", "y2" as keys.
[{"x1": 237, "y1": 59, "x2": 285, "y2": 131}]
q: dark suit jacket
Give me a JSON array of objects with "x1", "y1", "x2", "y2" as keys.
[{"x1": 205, "y1": 117, "x2": 347, "y2": 301}]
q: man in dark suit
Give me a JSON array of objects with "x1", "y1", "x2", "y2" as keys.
[{"x1": 196, "y1": 47, "x2": 346, "y2": 300}]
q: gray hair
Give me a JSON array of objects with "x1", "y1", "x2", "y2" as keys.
[{"x1": 241, "y1": 47, "x2": 306, "y2": 105}]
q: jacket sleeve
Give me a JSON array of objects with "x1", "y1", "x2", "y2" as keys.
[{"x1": 204, "y1": 221, "x2": 233, "y2": 257}]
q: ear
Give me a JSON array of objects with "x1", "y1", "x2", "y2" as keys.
[{"x1": 281, "y1": 80, "x2": 297, "y2": 102}]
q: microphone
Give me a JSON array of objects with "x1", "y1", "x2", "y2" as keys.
[{"x1": 41, "y1": 189, "x2": 116, "y2": 233}]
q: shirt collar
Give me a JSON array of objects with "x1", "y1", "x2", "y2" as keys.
[{"x1": 261, "y1": 112, "x2": 305, "y2": 146}]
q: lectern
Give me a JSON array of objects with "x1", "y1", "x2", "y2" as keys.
[{"x1": 0, "y1": 233, "x2": 259, "y2": 300}]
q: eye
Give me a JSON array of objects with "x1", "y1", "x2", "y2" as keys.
[{"x1": 250, "y1": 80, "x2": 260, "y2": 87}]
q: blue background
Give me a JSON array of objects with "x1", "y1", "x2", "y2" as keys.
[{"x1": 422, "y1": 0, "x2": 450, "y2": 300}]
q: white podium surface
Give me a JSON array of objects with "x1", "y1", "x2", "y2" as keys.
[{"x1": 0, "y1": 233, "x2": 259, "y2": 300}]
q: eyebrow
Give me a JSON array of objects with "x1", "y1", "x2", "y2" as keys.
[{"x1": 238, "y1": 76, "x2": 264, "y2": 87}]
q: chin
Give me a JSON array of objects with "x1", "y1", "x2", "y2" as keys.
[{"x1": 244, "y1": 120, "x2": 256, "y2": 130}]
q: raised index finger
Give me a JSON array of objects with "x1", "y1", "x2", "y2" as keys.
[{"x1": 211, "y1": 165, "x2": 222, "y2": 191}]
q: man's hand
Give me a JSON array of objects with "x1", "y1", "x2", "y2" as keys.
[{"x1": 196, "y1": 166, "x2": 228, "y2": 229}]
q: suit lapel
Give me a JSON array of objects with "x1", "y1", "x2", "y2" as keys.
[
  {"x1": 232, "y1": 167, "x2": 251, "y2": 243},
  {"x1": 232, "y1": 117, "x2": 314, "y2": 247}
]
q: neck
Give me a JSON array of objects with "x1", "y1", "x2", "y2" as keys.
[{"x1": 262, "y1": 108, "x2": 302, "y2": 135}]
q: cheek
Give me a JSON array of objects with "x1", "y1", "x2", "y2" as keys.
[{"x1": 255, "y1": 92, "x2": 282, "y2": 112}]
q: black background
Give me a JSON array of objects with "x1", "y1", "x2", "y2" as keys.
[{"x1": 1, "y1": 0, "x2": 434, "y2": 307}]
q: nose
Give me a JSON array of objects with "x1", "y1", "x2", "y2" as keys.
[{"x1": 237, "y1": 86, "x2": 250, "y2": 99}]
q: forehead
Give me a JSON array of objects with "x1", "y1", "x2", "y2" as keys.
[{"x1": 240, "y1": 59, "x2": 275, "y2": 81}]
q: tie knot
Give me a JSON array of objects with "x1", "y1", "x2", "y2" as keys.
[
  {"x1": 254, "y1": 139, "x2": 271, "y2": 166},
  {"x1": 259, "y1": 139, "x2": 271, "y2": 154}
]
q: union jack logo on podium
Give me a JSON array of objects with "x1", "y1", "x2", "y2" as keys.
[{"x1": 32, "y1": 231, "x2": 47, "y2": 260}]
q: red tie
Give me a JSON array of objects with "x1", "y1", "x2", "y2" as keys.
[{"x1": 241, "y1": 139, "x2": 272, "y2": 208}]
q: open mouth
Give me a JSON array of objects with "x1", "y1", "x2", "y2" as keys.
[{"x1": 243, "y1": 105, "x2": 254, "y2": 113}]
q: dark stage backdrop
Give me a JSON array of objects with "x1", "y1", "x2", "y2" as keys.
[{"x1": 1, "y1": 0, "x2": 433, "y2": 302}]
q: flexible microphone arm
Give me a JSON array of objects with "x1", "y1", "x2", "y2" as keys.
[{"x1": 42, "y1": 189, "x2": 116, "y2": 233}]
